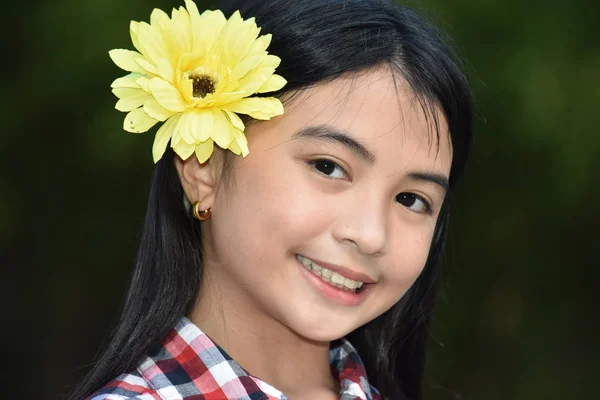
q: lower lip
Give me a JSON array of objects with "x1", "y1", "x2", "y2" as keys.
[{"x1": 297, "y1": 257, "x2": 371, "y2": 306}]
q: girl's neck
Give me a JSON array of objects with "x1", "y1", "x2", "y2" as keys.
[{"x1": 188, "y1": 268, "x2": 339, "y2": 399}]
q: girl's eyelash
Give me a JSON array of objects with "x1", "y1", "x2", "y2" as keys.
[
  {"x1": 308, "y1": 158, "x2": 349, "y2": 179},
  {"x1": 395, "y1": 193, "x2": 433, "y2": 215},
  {"x1": 309, "y1": 159, "x2": 433, "y2": 215}
]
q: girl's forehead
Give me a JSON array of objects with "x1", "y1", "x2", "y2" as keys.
[{"x1": 263, "y1": 68, "x2": 452, "y2": 172}]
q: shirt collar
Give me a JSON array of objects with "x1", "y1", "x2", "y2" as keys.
[{"x1": 137, "y1": 316, "x2": 379, "y2": 400}]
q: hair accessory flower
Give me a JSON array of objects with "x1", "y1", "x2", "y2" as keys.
[{"x1": 109, "y1": 1, "x2": 287, "y2": 164}]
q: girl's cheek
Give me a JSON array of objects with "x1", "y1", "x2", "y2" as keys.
[
  {"x1": 261, "y1": 185, "x2": 331, "y2": 239},
  {"x1": 389, "y1": 230, "x2": 434, "y2": 281}
]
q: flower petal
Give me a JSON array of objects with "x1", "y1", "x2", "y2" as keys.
[
  {"x1": 194, "y1": 139, "x2": 215, "y2": 164},
  {"x1": 113, "y1": 88, "x2": 152, "y2": 112},
  {"x1": 173, "y1": 140, "x2": 195, "y2": 160},
  {"x1": 235, "y1": 55, "x2": 282, "y2": 95},
  {"x1": 257, "y1": 74, "x2": 287, "y2": 94},
  {"x1": 228, "y1": 137, "x2": 241, "y2": 155},
  {"x1": 136, "y1": 21, "x2": 169, "y2": 66},
  {"x1": 171, "y1": 129, "x2": 182, "y2": 148},
  {"x1": 148, "y1": 78, "x2": 186, "y2": 112},
  {"x1": 184, "y1": 0, "x2": 201, "y2": 19},
  {"x1": 237, "y1": 133, "x2": 249, "y2": 157},
  {"x1": 248, "y1": 34, "x2": 272, "y2": 58},
  {"x1": 152, "y1": 113, "x2": 181, "y2": 162},
  {"x1": 150, "y1": 8, "x2": 170, "y2": 27},
  {"x1": 211, "y1": 109, "x2": 234, "y2": 149},
  {"x1": 170, "y1": 6, "x2": 192, "y2": 55},
  {"x1": 177, "y1": 110, "x2": 199, "y2": 144},
  {"x1": 129, "y1": 21, "x2": 142, "y2": 54},
  {"x1": 224, "y1": 97, "x2": 284, "y2": 120},
  {"x1": 190, "y1": 9, "x2": 227, "y2": 56},
  {"x1": 223, "y1": 109, "x2": 245, "y2": 132},
  {"x1": 155, "y1": 58, "x2": 174, "y2": 82},
  {"x1": 124, "y1": 107, "x2": 158, "y2": 133},
  {"x1": 219, "y1": 11, "x2": 261, "y2": 65},
  {"x1": 111, "y1": 73, "x2": 143, "y2": 89},
  {"x1": 177, "y1": 111, "x2": 193, "y2": 144},
  {"x1": 188, "y1": 108, "x2": 214, "y2": 142},
  {"x1": 136, "y1": 58, "x2": 157, "y2": 75},
  {"x1": 230, "y1": 54, "x2": 265, "y2": 83},
  {"x1": 144, "y1": 98, "x2": 175, "y2": 121},
  {"x1": 136, "y1": 76, "x2": 152, "y2": 93},
  {"x1": 111, "y1": 2, "x2": 286, "y2": 163},
  {"x1": 109, "y1": 49, "x2": 147, "y2": 74},
  {"x1": 228, "y1": 128, "x2": 249, "y2": 157}
]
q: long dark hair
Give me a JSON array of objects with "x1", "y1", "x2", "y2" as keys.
[{"x1": 71, "y1": 1, "x2": 473, "y2": 399}]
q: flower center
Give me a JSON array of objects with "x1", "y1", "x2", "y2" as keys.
[{"x1": 190, "y1": 73, "x2": 216, "y2": 99}]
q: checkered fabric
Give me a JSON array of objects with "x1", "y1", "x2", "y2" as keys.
[{"x1": 89, "y1": 316, "x2": 381, "y2": 400}]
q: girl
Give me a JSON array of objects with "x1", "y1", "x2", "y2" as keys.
[{"x1": 73, "y1": 0, "x2": 473, "y2": 399}]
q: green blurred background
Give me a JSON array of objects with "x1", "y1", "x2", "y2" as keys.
[{"x1": 2, "y1": 0, "x2": 598, "y2": 399}]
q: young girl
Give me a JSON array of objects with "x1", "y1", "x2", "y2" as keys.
[{"x1": 73, "y1": 0, "x2": 473, "y2": 399}]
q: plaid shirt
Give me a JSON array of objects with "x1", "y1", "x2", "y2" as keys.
[{"x1": 89, "y1": 316, "x2": 381, "y2": 400}]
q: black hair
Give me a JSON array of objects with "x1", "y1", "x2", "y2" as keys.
[{"x1": 71, "y1": 1, "x2": 472, "y2": 399}]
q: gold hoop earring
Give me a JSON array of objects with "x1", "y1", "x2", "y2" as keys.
[{"x1": 192, "y1": 201, "x2": 212, "y2": 221}]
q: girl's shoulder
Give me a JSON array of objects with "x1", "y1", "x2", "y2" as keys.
[{"x1": 87, "y1": 371, "x2": 159, "y2": 400}]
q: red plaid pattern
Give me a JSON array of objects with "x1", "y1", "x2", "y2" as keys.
[{"x1": 89, "y1": 317, "x2": 381, "y2": 400}]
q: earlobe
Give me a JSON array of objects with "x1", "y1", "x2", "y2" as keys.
[{"x1": 174, "y1": 152, "x2": 219, "y2": 209}]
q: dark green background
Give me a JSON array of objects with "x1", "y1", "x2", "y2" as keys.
[{"x1": 2, "y1": 0, "x2": 598, "y2": 398}]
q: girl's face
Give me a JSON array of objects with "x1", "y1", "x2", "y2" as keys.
[{"x1": 201, "y1": 68, "x2": 452, "y2": 341}]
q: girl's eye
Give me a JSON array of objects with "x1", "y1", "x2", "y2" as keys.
[
  {"x1": 395, "y1": 193, "x2": 431, "y2": 214},
  {"x1": 310, "y1": 159, "x2": 347, "y2": 179}
]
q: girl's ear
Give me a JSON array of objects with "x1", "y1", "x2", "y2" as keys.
[{"x1": 174, "y1": 151, "x2": 222, "y2": 209}]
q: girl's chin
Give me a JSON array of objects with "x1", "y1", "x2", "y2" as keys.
[{"x1": 279, "y1": 313, "x2": 362, "y2": 342}]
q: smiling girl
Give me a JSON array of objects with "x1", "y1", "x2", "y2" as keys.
[{"x1": 73, "y1": 0, "x2": 473, "y2": 399}]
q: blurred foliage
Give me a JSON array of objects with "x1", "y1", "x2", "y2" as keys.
[{"x1": 2, "y1": 0, "x2": 598, "y2": 399}]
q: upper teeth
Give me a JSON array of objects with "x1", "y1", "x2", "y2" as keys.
[{"x1": 296, "y1": 255, "x2": 365, "y2": 291}]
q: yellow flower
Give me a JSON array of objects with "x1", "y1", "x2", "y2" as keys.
[{"x1": 109, "y1": 1, "x2": 287, "y2": 163}]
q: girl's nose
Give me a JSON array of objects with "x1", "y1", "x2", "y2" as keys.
[{"x1": 332, "y1": 193, "x2": 388, "y2": 256}]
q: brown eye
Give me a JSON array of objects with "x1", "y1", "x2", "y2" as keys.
[
  {"x1": 310, "y1": 159, "x2": 347, "y2": 179},
  {"x1": 395, "y1": 193, "x2": 431, "y2": 214}
]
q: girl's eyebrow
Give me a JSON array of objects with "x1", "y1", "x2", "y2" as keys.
[
  {"x1": 291, "y1": 125, "x2": 376, "y2": 165},
  {"x1": 407, "y1": 172, "x2": 449, "y2": 196},
  {"x1": 292, "y1": 125, "x2": 450, "y2": 194}
]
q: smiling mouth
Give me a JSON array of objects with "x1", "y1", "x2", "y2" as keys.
[{"x1": 296, "y1": 255, "x2": 368, "y2": 293}]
